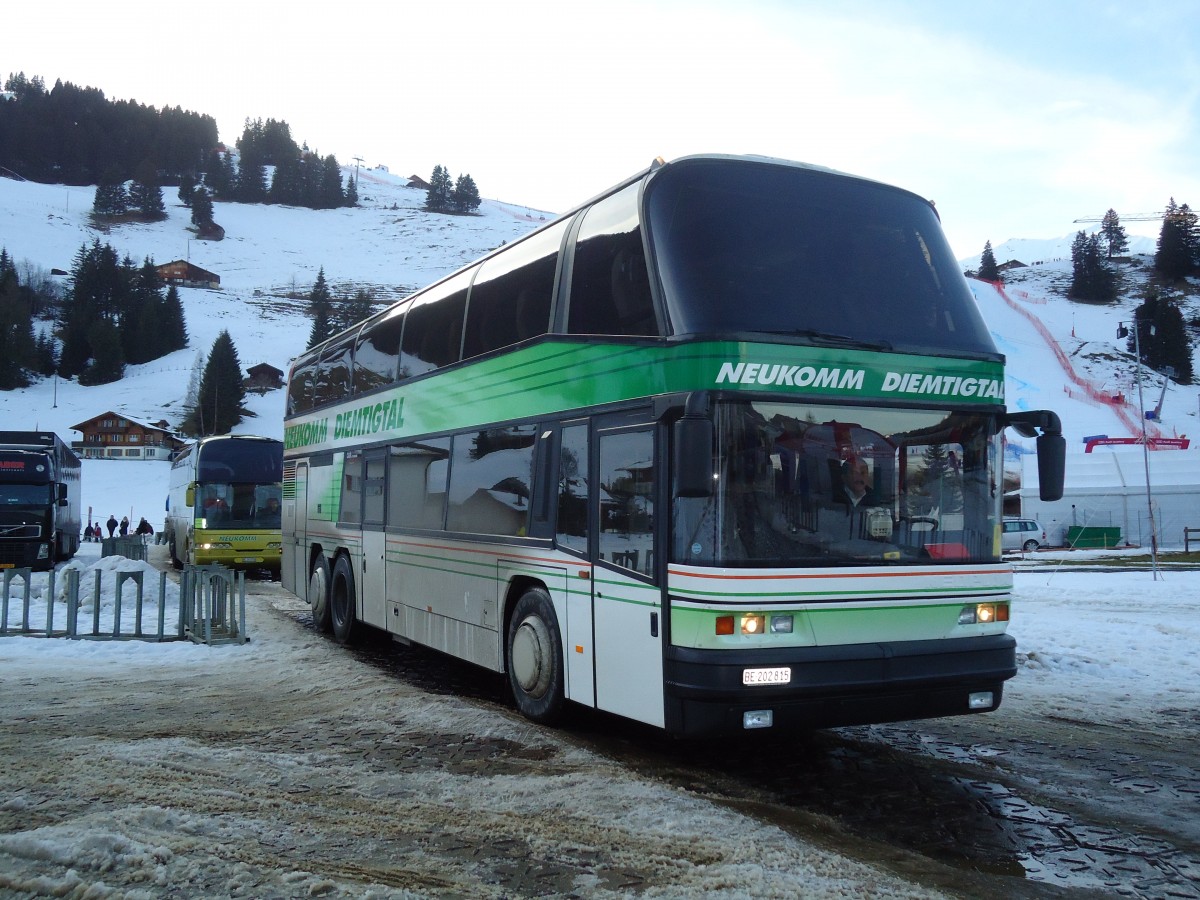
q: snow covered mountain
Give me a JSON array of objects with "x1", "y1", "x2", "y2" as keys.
[{"x1": 1, "y1": 168, "x2": 1197, "y2": 524}]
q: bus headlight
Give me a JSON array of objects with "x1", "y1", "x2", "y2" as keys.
[
  {"x1": 740, "y1": 614, "x2": 765, "y2": 635},
  {"x1": 959, "y1": 603, "x2": 1009, "y2": 625},
  {"x1": 769, "y1": 614, "x2": 794, "y2": 634}
]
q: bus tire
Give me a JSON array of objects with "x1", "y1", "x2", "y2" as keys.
[
  {"x1": 169, "y1": 535, "x2": 182, "y2": 570},
  {"x1": 506, "y1": 587, "x2": 565, "y2": 724},
  {"x1": 330, "y1": 554, "x2": 357, "y2": 644},
  {"x1": 309, "y1": 555, "x2": 332, "y2": 632}
]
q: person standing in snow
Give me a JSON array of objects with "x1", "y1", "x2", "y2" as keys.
[
  {"x1": 106, "y1": 515, "x2": 118, "y2": 538},
  {"x1": 135, "y1": 517, "x2": 154, "y2": 544},
  {"x1": 119, "y1": 516, "x2": 129, "y2": 536}
]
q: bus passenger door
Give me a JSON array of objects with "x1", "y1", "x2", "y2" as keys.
[
  {"x1": 591, "y1": 420, "x2": 665, "y2": 728},
  {"x1": 283, "y1": 461, "x2": 308, "y2": 595},
  {"x1": 360, "y1": 451, "x2": 387, "y2": 629}
]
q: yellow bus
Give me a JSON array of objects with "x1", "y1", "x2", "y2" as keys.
[{"x1": 166, "y1": 435, "x2": 283, "y2": 574}]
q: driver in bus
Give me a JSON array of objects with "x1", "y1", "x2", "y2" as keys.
[
  {"x1": 256, "y1": 496, "x2": 281, "y2": 525},
  {"x1": 819, "y1": 454, "x2": 893, "y2": 544}
]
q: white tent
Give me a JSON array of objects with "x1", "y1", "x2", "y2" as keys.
[{"x1": 1020, "y1": 450, "x2": 1200, "y2": 548}]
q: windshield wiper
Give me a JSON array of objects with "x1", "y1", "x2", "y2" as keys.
[{"x1": 758, "y1": 329, "x2": 893, "y2": 352}]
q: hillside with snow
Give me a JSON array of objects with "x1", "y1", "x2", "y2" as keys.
[{"x1": 1, "y1": 169, "x2": 1198, "y2": 527}]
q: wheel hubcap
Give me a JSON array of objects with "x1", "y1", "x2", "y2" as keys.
[{"x1": 512, "y1": 615, "x2": 551, "y2": 697}]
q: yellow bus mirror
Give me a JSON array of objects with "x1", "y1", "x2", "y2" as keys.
[{"x1": 186, "y1": 484, "x2": 195, "y2": 507}]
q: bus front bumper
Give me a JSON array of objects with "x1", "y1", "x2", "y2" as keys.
[{"x1": 663, "y1": 634, "x2": 1016, "y2": 737}]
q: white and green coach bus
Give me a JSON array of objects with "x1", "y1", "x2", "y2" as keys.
[{"x1": 282, "y1": 154, "x2": 1064, "y2": 736}]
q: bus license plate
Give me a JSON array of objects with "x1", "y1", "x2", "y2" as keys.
[{"x1": 743, "y1": 666, "x2": 791, "y2": 686}]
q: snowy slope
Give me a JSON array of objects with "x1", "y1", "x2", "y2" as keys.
[{"x1": 2, "y1": 172, "x2": 1197, "y2": 526}]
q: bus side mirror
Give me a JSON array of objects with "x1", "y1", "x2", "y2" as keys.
[
  {"x1": 186, "y1": 484, "x2": 196, "y2": 507},
  {"x1": 1004, "y1": 410, "x2": 1065, "y2": 502},
  {"x1": 1036, "y1": 431, "x2": 1065, "y2": 502},
  {"x1": 674, "y1": 416, "x2": 714, "y2": 498}
]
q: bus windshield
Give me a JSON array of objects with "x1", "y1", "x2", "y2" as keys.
[
  {"x1": 673, "y1": 400, "x2": 1002, "y2": 566},
  {"x1": 194, "y1": 440, "x2": 283, "y2": 529},
  {"x1": 646, "y1": 159, "x2": 996, "y2": 355}
]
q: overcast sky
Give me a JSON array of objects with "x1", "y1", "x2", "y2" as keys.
[{"x1": 7, "y1": 0, "x2": 1199, "y2": 257}]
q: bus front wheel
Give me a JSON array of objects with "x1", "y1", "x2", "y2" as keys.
[
  {"x1": 506, "y1": 587, "x2": 565, "y2": 724},
  {"x1": 309, "y1": 555, "x2": 332, "y2": 632},
  {"x1": 330, "y1": 554, "x2": 357, "y2": 644}
]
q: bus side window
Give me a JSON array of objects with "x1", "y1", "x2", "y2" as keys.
[
  {"x1": 354, "y1": 304, "x2": 406, "y2": 391},
  {"x1": 314, "y1": 334, "x2": 355, "y2": 408},
  {"x1": 389, "y1": 439, "x2": 450, "y2": 530},
  {"x1": 567, "y1": 183, "x2": 659, "y2": 337},
  {"x1": 400, "y1": 269, "x2": 474, "y2": 376},
  {"x1": 340, "y1": 454, "x2": 363, "y2": 525},
  {"x1": 556, "y1": 424, "x2": 589, "y2": 554},
  {"x1": 287, "y1": 359, "x2": 316, "y2": 415},
  {"x1": 462, "y1": 219, "x2": 567, "y2": 360}
]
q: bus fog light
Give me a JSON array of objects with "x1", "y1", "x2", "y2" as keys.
[
  {"x1": 770, "y1": 615, "x2": 794, "y2": 634},
  {"x1": 743, "y1": 710, "x2": 774, "y2": 729},
  {"x1": 968, "y1": 691, "x2": 994, "y2": 710},
  {"x1": 740, "y1": 614, "x2": 765, "y2": 635}
]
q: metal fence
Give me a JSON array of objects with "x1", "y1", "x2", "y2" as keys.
[{"x1": 1, "y1": 563, "x2": 247, "y2": 645}]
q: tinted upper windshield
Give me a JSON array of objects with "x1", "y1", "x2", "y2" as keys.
[
  {"x1": 645, "y1": 159, "x2": 996, "y2": 355},
  {"x1": 673, "y1": 400, "x2": 1003, "y2": 567}
]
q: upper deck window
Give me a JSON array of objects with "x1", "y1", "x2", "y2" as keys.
[
  {"x1": 566, "y1": 183, "x2": 658, "y2": 337},
  {"x1": 644, "y1": 159, "x2": 996, "y2": 355}
]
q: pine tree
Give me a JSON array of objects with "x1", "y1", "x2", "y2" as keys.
[
  {"x1": 79, "y1": 316, "x2": 124, "y2": 385},
  {"x1": 1099, "y1": 209, "x2": 1129, "y2": 259},
  {"x1": 204, "y1": 149, "x2": 234, "y2": 199},
  {"x1": 92, "y1": 169, "x2": 128, "y2": 218},
  {"x1": 161, "y1": 283, "x2": 189, "y2": 352},
  {"x1": 178, "y1": 172, "x2": 196, "y2": 208},
  {"x1": 318, "y1": 155, "x2": 344, "y2": 209},
  {"x1": 1069, "y1": 231, "x2": 1116, "y2": 303},
  {"x1": 128, "y1": 159, "x2": 166, "y2": 221},
  {"x1": 124, "y1": 258, "x2": 165, "y2": 363},
  {"x1": 188, "y1": 330, "x2": 247, "y2": 435},
  {"x1": 1128, "y1": 287, "x2": 1194, "y2": 384},
  {"x1": 59, "y1": 240, "x2": 122, "y2": 377},
  {"x1": 0, "y1": 257, "x2": 34, "y2": 389},
  {"x1": 425, "y1": 165, "x2": 453, "y2": 212},
  {"x1": 191, "y1": 186, "x2": 214, "y2": 228},
  {"x1": 344, "y1": 174, "x2": 358, "y2": 207},
  {"x1": 977, "y1": 241, "x2": 1000, "y2": 282},
  {"x1": 451, "y1": 173, "x2": 481, "y2": 213},
  {"x1": 306, "y1": 268, "x2": 334, "y2": 348},
  {"x1": 337, "y1": 289, "x2": 374, "y2": 330},
  {"x1": 1154, "y1": 199, "x2": 1199, "y2": 280}
]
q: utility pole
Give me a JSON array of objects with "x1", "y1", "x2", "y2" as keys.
[{"x1": 1131, "y1": 317, "x2": 1161, "y2": 578}]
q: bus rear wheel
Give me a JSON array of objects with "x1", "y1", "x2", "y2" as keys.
[
  {"x1": 330, "y1": 554, "x2": 357, "y2": 644},
  {"x1": 506, "y1": 587, "x2": 565, "y2": 724},
  {"x1": 309, "y1": 555, "x2": 332, "y2": 632}
]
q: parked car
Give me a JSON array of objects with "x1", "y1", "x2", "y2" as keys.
[{"x1": 1002, "y1": 517, "x2": 1046, "y2": 552}]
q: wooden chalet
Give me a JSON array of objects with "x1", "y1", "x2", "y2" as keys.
[
  {"x1": 245, "y1": 362, "x2": 285, "y2": 393},
  {"x1": 156, "y1": 260, "x2": 221, "y2": 289},
  {"x1": 70, "y1": 411, "x2": 186, "y2": 461}
]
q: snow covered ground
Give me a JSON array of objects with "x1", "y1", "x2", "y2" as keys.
[{"x1": 2, "y1": 540, "x2": 1197, "y2": 898}]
